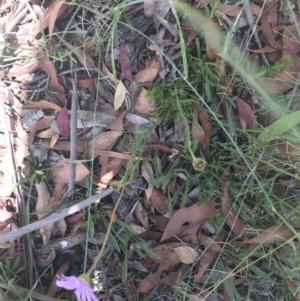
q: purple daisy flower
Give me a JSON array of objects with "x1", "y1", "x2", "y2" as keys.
[{"x1": 56, "y1": 274, "x2": 99, "y2": 301}]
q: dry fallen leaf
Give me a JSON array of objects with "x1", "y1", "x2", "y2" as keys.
[
  {"x1": 221, "y1": 182, "x2": 252, "y2": 238},
  {"x1": 135, "y1": 88, "x2": 155, "y2": 116},
  {"x1": 198, "y1": 233, "x2": 222, "y2": 252},
  {"x1": 119, "y1": 43, "x2": 133, "y2": 81},
  {"x1": 137, "y1": 265, "x2": 165, "y2": 293},
  {"x1": 85, "y1": 131, "x2": 123, "y2": 159},
  {"x1": 242, "y1": 224, "x2": 294, "y2": 250},
  {"x1": 49, "y1": 159, "x2": 90, "y2": 183},
  {"x1": 114, "y1": 80, "x2": 127, "y2": 110},
  {"x1": 135, "y1": 201, "x2": 149, "y2": 230},
  {"x1": 236, "y1": 98, "x2": 255, "y2": 129},
  {"x1": 135, "y1": 68, "x2": 159, "y2": 83},
  {"x1": 35, "y1": 182, "x2": 53, "y2": 245},
  {"x1": 134, "y1": 54, "x2": 160, "y2": 83},
  {"x1": 152, "y1": 242, "x2": 183, "y2": 269},
  {"x1": 161, "y1": 200, "x2": 217, "y2": 242},
  {"x1": 47, "y1": 260, "x2": 70, "y2": 297},
  {"x1": 173, "y1": 246, "x2": 199, "y2": 264},
  {"x1": 56, "y1": 107, "x2": 69, "y2": 136},
  {"x1": 37, "y1": 128, "x2": 57, "y2": 139},
  {"x1": 150, "y1": 188, "x2": 168, "y2": 215},
  {"x1": 194, "y1": 232, "x2": 225, "y2": 283}
]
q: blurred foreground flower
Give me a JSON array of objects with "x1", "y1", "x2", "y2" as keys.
[{"x1": 56, "y1": 274, "x2": 99, "y2": 301}]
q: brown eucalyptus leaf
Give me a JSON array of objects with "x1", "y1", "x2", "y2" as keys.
[
  {"x1": 119, "y1": 43, "x2": 133, "y2": 81},
  {"x1": 85, "y1": 131, "x2": 123, "y2": 159},
  {"x1": 47, "y1": 260, "x2": 70, "y2": 297},
  {"x1": 161, "y1": 200, "x2": 217, "y2": 242},
  {"x1": 150, "y1": 188, "x2": 168, "y2": 215},
  {"x1": 221, "y1": 182, "x2": 252, "y2": 238},
  {"x1": 236, "y1": 98, "x2": 255, "y2": 128},
  {"x1": 135, "y1": 68, "x2": 159, "y2": 83},
  {"x1": 137, "y1": 265, "x2": 165, "y2": 293},
  {"x1": 198, "y1": 233, "x2": 222, "y2": 252},
  {"x1": 49, "y1": 159, "x2": 90, "y2": 183},
  {"x1": 243, "y1": 224, "x2": 294, "y2": 250},
  {"x1": 37, "y1": 128, "x2": 57, "y2": 138},
  {"x1": 194, "y1": 232, "x2": 225, "y2": 282},
  {"x1": 152, "y1": 242, "x2": 183, "y2": 269},
  {"x1": 135, "y1": 201, "x2": 149, "y2": 230}
]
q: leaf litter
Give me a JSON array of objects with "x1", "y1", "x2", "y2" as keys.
[{"x1": 1, "y1": 0, "x2": 300, "y2": 300}]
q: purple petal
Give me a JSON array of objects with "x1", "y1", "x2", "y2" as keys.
[
  {"x1": 90, "y1": 291, "x2": 100, "y2": 301},
  {"x1": 75, "y1": 285, "x2": 84, "y2": 301},
  {"x1": 56, "y1": 275, "x2": 79, "y2": 290}
]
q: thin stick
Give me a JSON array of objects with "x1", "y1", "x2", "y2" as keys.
[
  {"x1": 0, "y1": 281, "x2": 65, "y2": 301},
  {"x1": 68, "y1": 67, "x2": 78, "y2": 193},
  {"x1": 0, "y1": 188, "x2": 113, "y2": 244}
]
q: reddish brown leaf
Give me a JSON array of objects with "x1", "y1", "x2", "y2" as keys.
[
  {"x1": 221, "y1": 182, "x2": 252, "y2": 238},
  {"x1": 242, "y1": 224, "x2": 294, "y2": 250},
  {"x1": 38, "y1": 140, "x2": 85, "y2": 152},
  {"x1": 135, "y1": 68, "x2": 159, "y2": 83},
  {"x1": 161, "y1": 200, "x2": 217, "y2": 242},
  {"x1": 48, "y1": 0, "x2": 68, "y2": 39},
  {"x1": 56, "y1": 107, "x2": 69, "y2": 136},
  {"x1": 261, "y1": 4, "x2": 282, "y2": 51},
  {"x1": 68, "y1": 78, "x2": 95, "y2": 89},
  {"x1": 198, "y1": 233, "x2": 222, "y2": 252},
  {"x1": 49, "y1": 159, "x2": 90, "y2": 183},
  {"x1": 192, "y1": 106, "x2": 205, "y2": 145},
  {"x1": 119, "y1": 43, "x2": 133, "y2": 81},
  {"x1": 65, "y1": 212, "x2": 83, "y2": 225},
  {"x1": 194, "y1": 232, "x2": 224, "y2": 283},
  {"x1": 135, "y1": 201, "x2": 149, "y2": 230},
  {"x1": 100, "y1": 157, "x2": 126, "y2": 184},
  {"x1": 32, "y1": 0, "x2": 70, "y2": 36},
  {"x1": 85, "y1": 131, "x2": 123, "y2": 159},
  {"x1": 236, "y1": 98, "x2": 255, "y2": 128},
  {"x1": 187, "y1": 28, "x2": 198, "y2": 46},
  {"x1": 152, "y1": 215, "x2": 169, "y2": 232},
  {"x1": 137, "y1": 265, "x2": 165, "y2": 293},
  {"x1": 47, "y1": 260, "x2": 70, "y2": 297},
  {"x1": 108, "y1": 110, "x2": 126, "y2": 131},
  {"x1": 22, "y1": 100, "x2": 62, "y2": 112},
  {"x1": 150, "y1": 188, "x2": 168, "y2": 215},
  {"x1": 139, "y1": 231, "x2": 162, "y2": 243},
  {"x1": 8, "y1": 59, "x2": 40, "y2": 77},
  {"x1": 152, "y1": 242, "x2": 183, "y2": 269},
  {"x1": 144, "y1": 144, "x2": 174, "y2": 153},
  {"x1": 180, "y1": 221, "x2": 202, "y2": 245},
  {"x1": 198, "y1": 106, "x2": 211, "y2": 155},
  {"x1": 160, "y1": 264, "x2": 190, "y2": 287}
]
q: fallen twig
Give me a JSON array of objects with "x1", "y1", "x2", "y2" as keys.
[
  {"x1": 68, "y1": 66, "x2": 78, "y2": 193},
  {"x1": 0, "y1": 187, "x2": 114, "y2": 244},
  {"x1": 0, "y1": 281, "x2": 65, "y2": 301}
]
